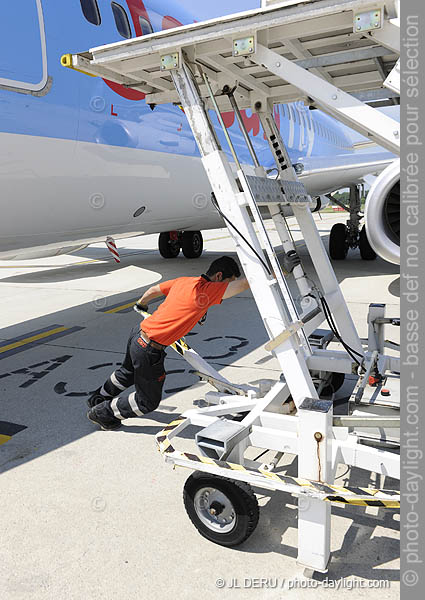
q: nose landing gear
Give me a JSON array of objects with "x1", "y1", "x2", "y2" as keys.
[{"x1": 329, "y1": 185, "x2": 376, "y2": 261}]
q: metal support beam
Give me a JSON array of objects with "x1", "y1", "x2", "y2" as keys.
[
  {"x1": 369, "y1": 21, "x2": 400, "y2": 53},
  {"x1": 253, "y1": 44, "x2": 400, "y2": 154},
  {"x1": 295, "y1": 46, "x2": 395, "y2": 69},
  {"x1": 257, "y1": 103, "x2": 364, "y2": 356},
  {"x1": 297, "y1": 398, "x2": 333, "y2": 572},
  {"x1": 171, "y1": 60, "x2": 318, "y2": 409}
]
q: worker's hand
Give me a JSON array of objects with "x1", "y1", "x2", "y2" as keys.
[
  {"x1": 134, "y1": 302, "x2": 149, "y2": 314},
  {"x1": 282, "y1": 250, "x2": 301, "y2": 274}
]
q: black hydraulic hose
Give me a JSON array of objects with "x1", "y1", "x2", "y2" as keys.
[
  {"x1": 320, "y1": 295, "x2": 365, "y2": 371},
  {"x1": 211, "y1": 193, "x2": 272, "y2": 276},
  {"x1": 211, "y1": 194, "x2": 364, "y2": 371}
]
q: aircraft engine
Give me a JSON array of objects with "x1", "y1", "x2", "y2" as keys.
[{"x1": 365, "y1": 159, "x2": 400, "y2": 265}]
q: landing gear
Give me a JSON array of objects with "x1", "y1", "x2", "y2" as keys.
[
  {"x1": 359, "y1": 226, "x2": 377, "y2": 260},
  {"x1": 183, "y1": 472, "x2": 259, "y2": 547},
  {"x1": 158, "y1": 230, "x2": 204, "y2": 259},
  {"x1": 329, "y1": 223, "x2": 348, "y2": 260},
  {"x1": 329, "y1": 185, "x2": 376, "y2": 261},
  {"x1": 181, "y1": 230, "x2": 203, "y2": 259},
  {"x1": 158, "y1": 231, "x2": 180, "y2": 258}
]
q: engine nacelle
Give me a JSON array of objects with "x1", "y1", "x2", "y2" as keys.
[{"x1": 365, "y1": 159, "x2": 400, "y2": 265}]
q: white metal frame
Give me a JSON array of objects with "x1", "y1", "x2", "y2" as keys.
[{"x1": 67, "y1": 0, "x2": 400, "y2": 574}]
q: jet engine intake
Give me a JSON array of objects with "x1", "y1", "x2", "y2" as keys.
[{"x1": 365, "y1": 159, "x2": 400, "y2": 265}]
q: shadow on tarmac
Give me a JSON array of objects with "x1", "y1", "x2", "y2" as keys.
[{"x1": 0, "y1": 243, "x2": 400, "y2": 581}]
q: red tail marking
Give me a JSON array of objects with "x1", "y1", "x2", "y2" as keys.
[
  {"x1": 125, "y1": 0, "x2": 151, "y2": 36},
  {"x1": 102, "y1": 1, "x2": 152, "y2": 99},
  {"x1": 104, "y1": 79, "x2": 145, "y2": 101},
  {"x1": 111, "y1": 104, "x2": 118, "y2": 116},
  {"x1": 162, "y1": 15, "x2": 183, "y2": 30},
  {"x1": 221, "y1": 112, "x2": 235, "y2": 128},
  {"x1": 241, "y1": 110, "x2": 260, "y2": 137}
]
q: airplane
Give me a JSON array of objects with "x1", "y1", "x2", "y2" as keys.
[{"x1": 0, "y1": 0, "x2": 399, "y2": 263}]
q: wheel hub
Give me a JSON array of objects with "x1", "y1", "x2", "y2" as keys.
[
  {"x1": 194, "y1": 487, "x2": 236, "y2": 533},
  {"x1": 209, "y1": 501, "x2": 224, "y2": 516},
  {"x1": 192, "y1": 234, "x2": 201, "y2": 253}
]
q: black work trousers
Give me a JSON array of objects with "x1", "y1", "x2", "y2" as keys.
[{"x1": 96, "y1": 326, "x2": 166, "y2": 421}]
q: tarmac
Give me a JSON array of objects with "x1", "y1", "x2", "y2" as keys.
[{"x1": 0, "y1": 212, "x2": 400, "y2": 599}]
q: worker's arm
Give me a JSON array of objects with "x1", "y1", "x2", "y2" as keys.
[
  {"x1": 222, "y1": 277, "x2": 250, "y2": 300},
  {"x1": 136, "y1": 284, "x2": 164, "y2": 309}
]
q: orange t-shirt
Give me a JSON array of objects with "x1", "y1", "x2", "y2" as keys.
[{"x1": 141, "y1": 276, "x2": 229, "y2": 346}]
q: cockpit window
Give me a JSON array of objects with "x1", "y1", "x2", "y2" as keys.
[
  {"x1": 111, "y1": 2, "x2": 132, "y2": 39},
  {"x1": 139, "y1": 16, "x2": 154, "y2": 36},
  {"x1": 80, "y1": 0, "x2": 101, "y2": 26}
]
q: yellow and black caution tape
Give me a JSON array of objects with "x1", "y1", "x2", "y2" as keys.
[{"x1": 156, "y1": 417, "x2": 400, "y2": 508}]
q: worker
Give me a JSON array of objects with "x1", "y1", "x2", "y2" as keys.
[{"x1": 87, "y1": 253, "x2": 300, "y2": 430}]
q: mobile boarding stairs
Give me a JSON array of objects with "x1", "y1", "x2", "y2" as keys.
[{"x1": 65, "y1": 0, "x2": 401, "y2": 573}]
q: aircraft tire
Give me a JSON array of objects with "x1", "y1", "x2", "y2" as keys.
[
  {"x1": 329, "y1": 223, "x2": 348, "y2": 260},
  {"x1": 181, "y1": 231, "x2": 203, "y2": 259},
  {"x1": 359, "y1": 226, "x2": 377, "y2": 260},
  {"x1": 158, "y1": 232, "x2": 180, "y2": 258}
]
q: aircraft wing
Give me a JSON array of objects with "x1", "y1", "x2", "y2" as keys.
[{"x1": 298, "y1": 151, "x2": 395, "y2": 196}]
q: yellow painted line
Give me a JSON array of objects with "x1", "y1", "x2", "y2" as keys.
[
  {"x1": 104, "y1": 302, "x2": 136, "y2": 314},
  {"x1": 0, "y1": 327, "x2": 68, "y2": 354},
  {"x1": 0, "y1": 434, "x2": 12, "y2": 445}
]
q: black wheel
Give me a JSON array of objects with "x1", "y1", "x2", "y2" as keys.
[
  {"x1": 329, "y1": 223, "x2": 348, "y2": 260},
  {"x1": 183, "y1": 472, "x2": 259, "y2": 547},
  {"x1": 321, "y1": 372, "x2": 345, "y2": 397},
  {"x1": 359, "y1": 226, "x2": 377, "y2": 260},
  {"x1": 158, "y1": 232, "x2": 180, "y2": 258},
  {"x1": 181, "y1": 231, "x2": 203, "y2": 259}
]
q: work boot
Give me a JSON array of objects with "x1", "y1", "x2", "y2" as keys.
[
  {"x1": 87, "y1": 404, "x2": 122, "y2": 431},
  {"x1": 87, "y1": 387, "x2": 108, "y2": 409}
]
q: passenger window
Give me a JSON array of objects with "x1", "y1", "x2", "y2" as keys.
[
  {"x1": 111, "y1": 2, "x2": 132, "y2": 39},
  {"x1": 80, "y1": 0, "x2": 101, "y2": 26},
  {"x1": 139, "y1": 16, "x2": 153, "y2": 36}
]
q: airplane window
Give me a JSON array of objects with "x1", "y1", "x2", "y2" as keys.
[
  {"x1": 111, "y1": 2, "x2": 132, "y2": 39},
  {"x1": 139, "y1": 16, "x2": 153, "y2": 36},
  {"x1": 80, "y1": 0, "x2": 101, "y2": 26}
]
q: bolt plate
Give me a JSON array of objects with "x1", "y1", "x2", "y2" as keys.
[
  {"x1": 160, "y1": 52, "x2": 179, "y2": 71},
  {"x1": 354, "y1": 9, "x2": 383, "y2": 33},
  {"x1": 233, "y1": 36, "x2": 255, "y2": 57}
]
